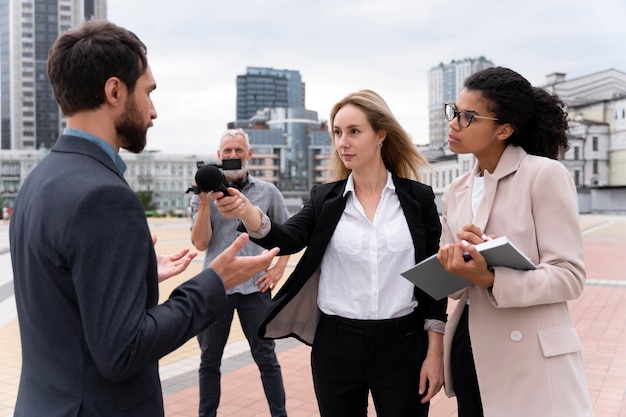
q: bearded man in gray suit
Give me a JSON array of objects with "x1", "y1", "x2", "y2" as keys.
[{"x1": 9, "y1": 19, "x2": 279, "y2": 417}]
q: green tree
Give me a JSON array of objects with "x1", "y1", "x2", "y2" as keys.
[{"x1": 136, "y1": 191, "x2": 157, "y2": 216}]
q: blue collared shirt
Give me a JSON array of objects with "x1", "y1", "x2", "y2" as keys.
[{"x1": 63, "y1": 128, "x2": 127, "y2": 173}]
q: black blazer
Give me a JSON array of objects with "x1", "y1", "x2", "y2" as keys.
[
  {"x1": 10, "y1": 135, "x2": 227, "y2": 417},
  {"x1": 244, "y1": 176, "x2": 446, "y2": 346}
]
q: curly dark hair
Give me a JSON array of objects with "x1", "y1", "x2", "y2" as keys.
[
  {"x1": 464, "y1": 67, "x2": 569, "y2": 159},
  {"x1": 47, "y1": 19, "x2": 148, "y2": 116}
]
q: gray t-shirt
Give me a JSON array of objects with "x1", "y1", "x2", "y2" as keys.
[{"x1": 190, "y1": 175, "x2": 291, "y2": 294}]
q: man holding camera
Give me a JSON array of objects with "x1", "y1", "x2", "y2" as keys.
[{"x1": 190, "y1": 128, "x2": 290, "y2": 417}]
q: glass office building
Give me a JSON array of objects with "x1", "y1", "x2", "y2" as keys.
[
  {"x1": 0, "y1": 0, "x2": 106, "y2": 150},
  {"x1": 236, "y1": 67, "x2": 305, "y2": 122}
]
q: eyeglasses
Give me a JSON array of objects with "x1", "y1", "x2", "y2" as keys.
[{"x1": 444, "y1": 103, "x2": 499, "y2": 128}]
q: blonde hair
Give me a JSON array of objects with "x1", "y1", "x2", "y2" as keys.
[{"x1": 329, "y1": 89, "x2": 431, "y2": 181}]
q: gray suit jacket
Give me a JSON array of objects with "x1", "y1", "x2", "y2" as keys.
[{"x1": 10, "y1": 135, "x2": 227, "y2": 417}]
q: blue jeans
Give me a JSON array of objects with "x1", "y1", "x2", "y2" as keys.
[{"x1": 197, "y1": 291, "x2": 287, "y2": 417}]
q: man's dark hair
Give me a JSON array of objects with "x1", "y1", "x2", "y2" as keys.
[{"x1": 47, "y1": 19, "x2": 148, "y2": 116}]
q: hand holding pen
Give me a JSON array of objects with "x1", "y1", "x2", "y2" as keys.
[
  {"x1": 438, "y1": 223, "x2": 496, "y2": 288},
  {"x1": 456, "y1": 224, "x2": 496, "y2": 245}
]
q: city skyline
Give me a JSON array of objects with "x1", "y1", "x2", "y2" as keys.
[{"x1": 107, "y1": 0, "x2": 626, "y2": 155}]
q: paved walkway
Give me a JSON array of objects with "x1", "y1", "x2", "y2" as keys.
[{"x1": 1, "y1": 214, "x2": 625, "y2": 417}]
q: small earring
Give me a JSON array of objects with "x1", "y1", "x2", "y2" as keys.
[{"x1": 377, "y1": 142, "x2": 383, "y2": 148}]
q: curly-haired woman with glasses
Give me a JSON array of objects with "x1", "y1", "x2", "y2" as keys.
[{"x1": 437, "y1": 66, "x2": 593, "y2": 417}]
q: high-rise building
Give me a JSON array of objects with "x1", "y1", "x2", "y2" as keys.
[
  {"x1": 236, "y1": 66, "x2": 305, "y2": 122},
  {"x1": 427, "y1": 57, "x2": 494, "y2": 149},
  {"x1": 233, "y1": 66, "x2": 329, "y2": 192},
  {"x1": 0, "y1": 0, "x2": 106, "y2": 150}
]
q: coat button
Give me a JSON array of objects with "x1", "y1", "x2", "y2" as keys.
[{"x1": 510, "y1": 330, "x2": 523, "y2": 342}]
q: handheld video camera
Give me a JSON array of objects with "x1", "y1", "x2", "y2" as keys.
[{"x1": 185, "y1": 158, "x2": 242, "y2": 196}]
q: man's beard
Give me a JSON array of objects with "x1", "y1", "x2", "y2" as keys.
[{"x1": 117, "y1": 96, "x2": 148, "y2": 154}]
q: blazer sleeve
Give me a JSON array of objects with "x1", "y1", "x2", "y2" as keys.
[
  {"x1": 242, "y1": 184, "x2": 322, "y2": 255},
  {"x1": 67, "y1": 184, "x2": 227, "y2": 382},
  {"x1": 489, "y1": 160, "x2": 586, "y2": 307}
]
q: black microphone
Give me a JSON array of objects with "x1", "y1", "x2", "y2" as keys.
[
  {"x1": 185, "y1": 159, "x2": 242, "y2": 195},
  {"x1": 195, "y1": 165, "x2": 231, "y2": 195}
]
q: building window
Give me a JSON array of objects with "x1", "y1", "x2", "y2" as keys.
[
  {"x1": 2, "y1": 163, "x2": 20, "y2": 176},
  {"x1": 592, "y1": 137, "x2": 598, "y2": 151},
  {"x1": 593, "y1": 160, "x2": 598, "y2": 174},
  {"x1": 574, "y1": 170, "x2": 580, "y2": 186}
]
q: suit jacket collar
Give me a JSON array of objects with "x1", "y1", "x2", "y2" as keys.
[
  {"x1": 469, "y1": 144, "x2": 527, "y2": 180},
  {"x1": 52, "y1": 135, "x2": 126, "y2": 181},
  {"x1": 305, "y1": 175, "x2": 412, "y2": 266},
  {"x1": 393, "y1": 176, "x2": 428, "y2": 263},
  {"x1": 461, "y1": 144, "x2": 528, "y2": 231},
  {"x1": 326, "y1": 175, "x2": 423, "y2": 263}
]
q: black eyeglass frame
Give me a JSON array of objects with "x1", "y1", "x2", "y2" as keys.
[{"x1": 444, "y1": 103, "x2": 499, "y2": 128}]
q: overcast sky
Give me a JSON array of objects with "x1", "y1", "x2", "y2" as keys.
[{"x1": 107, "y1": 0, "x2": 626, "y2": 156}]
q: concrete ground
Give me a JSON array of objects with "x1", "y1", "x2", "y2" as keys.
[{"x1": 1, "y1": 214, "x2": 625, "y2": 416}]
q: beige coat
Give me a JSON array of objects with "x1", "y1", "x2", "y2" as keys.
[{"x1": 442, "y1": 145, "x2": 593, "y2": 417}]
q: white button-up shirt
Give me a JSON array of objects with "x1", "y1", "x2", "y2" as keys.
[{"x1": 318, "y1": 172, "x2": 417, "y2": 320}]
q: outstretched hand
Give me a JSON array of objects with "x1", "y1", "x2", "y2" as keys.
[
  {"x1": 213, "y1": 188, "x2": 263, "y2": 231},
  {"x1": 210, "y1": 233, "x2": 280, "y2": 289},
  {"x1": 153, "y1": 234, "x2": 198, "y2": 282}
]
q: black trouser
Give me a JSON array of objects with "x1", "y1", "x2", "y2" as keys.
[
  {"x1": 311, "y1": 311, "x2": 429, "y2": 417},
  {"x1": 451, "y1": 303, "x2": 485, "y2": 417}
]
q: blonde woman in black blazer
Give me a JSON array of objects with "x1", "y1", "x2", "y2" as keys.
[{"x1": 218, "y1": 89, "x2": 446, "y2": 417}]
